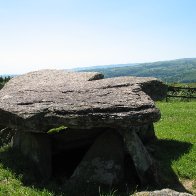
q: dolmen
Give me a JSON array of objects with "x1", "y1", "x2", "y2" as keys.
[{"x1": 0, "y1": 70, "x2": 167, "y2": 187}]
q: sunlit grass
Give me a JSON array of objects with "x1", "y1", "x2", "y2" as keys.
[{"x1": 155, "y1": 102, "x2": 196, "y2": 182}]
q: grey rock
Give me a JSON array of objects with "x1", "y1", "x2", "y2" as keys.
[
  {"x1": 71, "y1": 129, "x2": 124, "y2": 186},
  {"x1": 0, "y1": 70, "x2": 166, "y2": 132},
  {"x1": 139, "y1": 79, "x2": 168, "y2": 101},
  {"x1": 133, "y1": 123, "x2": 157, "y2": 144},
  {"x1": 123, "y1": 129, "x2": 157, "y2": 185},
  {"x1": 11, "y1": 131, "x2": 52, "y2": 180},
  {"x1": 134, "y1": 188, "x2": 193, "y2": 196}
]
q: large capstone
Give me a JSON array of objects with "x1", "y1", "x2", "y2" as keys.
[
  {"x1": 0, "y1": 70, "x2": 166, "y2": 132},
  {"x1": 0, "y1": 70, "x2": 167, "y2": 187}
]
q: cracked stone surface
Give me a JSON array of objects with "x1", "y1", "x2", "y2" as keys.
[{"x1": 0, "y1": 69, "x2": 167, "y2": 132}]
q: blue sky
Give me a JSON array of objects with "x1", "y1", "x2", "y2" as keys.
[{"x1": 0, "y1": 0, "x2": 196, "y2": 74}]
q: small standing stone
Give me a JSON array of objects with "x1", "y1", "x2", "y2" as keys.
[
  {"x1": 12, "y1": 131, "x2": 52, "y2": 180},
  {"x1": 123, "y1": 129, "x2": 157, "y2": 185},
  {"x1": 71, "y1": 130, "x2": 124, "y2": 186}
]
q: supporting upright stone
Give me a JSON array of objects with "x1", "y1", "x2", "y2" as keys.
[
  {"x1": 123, "y1": 129, "x2": 157, "y2": 185},
  {"x1": 12, "y1": 131, "x2": 52, "y2": 181},
  {"x1": 71, "y1": 129, "x2": 124, "y2": 186},
  {"x1": 133, "y1": 123, "x2": 157, "y2": 144}
]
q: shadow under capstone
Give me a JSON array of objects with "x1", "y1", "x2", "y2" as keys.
[
  {"x1": 51, "y1": 144, "x2": 93, "y2": 182},
  {"x1": 0, "y1": 138, "x2": 192, "y2": 196}
]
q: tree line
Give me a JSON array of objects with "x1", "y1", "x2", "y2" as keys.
[{"x1": 0, "y1": 76, "x2": 11, "y2": 90}]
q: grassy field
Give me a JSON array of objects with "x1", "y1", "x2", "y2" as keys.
[
  {"x1": 169, "y1": 83, "x2": 196, "y2": 88},
  {"x1": 0, "y1": 101, "x2": 195, "y2": 195},
  {"x1": 154, "y1": 101, "x2": 196, "y2": 193}
]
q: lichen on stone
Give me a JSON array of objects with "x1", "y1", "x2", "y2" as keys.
[{"x1": 47, "y1": 125, "x2": 68, "y2": 134}]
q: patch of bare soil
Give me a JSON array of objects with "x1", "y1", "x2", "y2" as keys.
[{"x1": 180, "y1": 179, "x2": 196, "y2": 195}]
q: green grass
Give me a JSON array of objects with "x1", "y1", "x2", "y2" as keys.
[
  {"x1": 0, "y1": 146, "x2": 53, "y2": 196},
  {"x1": 47, "y1": 126, "x2": 68, "y2": 134},
  {"x1": 169, "y1": 83, "x2": 196, "y2": 88},
  {"x1": 0, "y1": 101, "x2": 195, "y2": 195},
  {"x1": 154, "y1": 102, "x2": 196, "y2": 192}
]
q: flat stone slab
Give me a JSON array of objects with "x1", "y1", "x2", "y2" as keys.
[
  {"x1": 134, "y1": 188, "x2": 193, "y2": 196},
  {"x1": 0, "y1": 70, "x2": 166, "y2": 132},
  {"x1": 71, "y1": 130, "x2": 124, "y2": 185}
]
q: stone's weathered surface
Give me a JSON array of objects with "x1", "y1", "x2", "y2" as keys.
[
  {"x1": 0, "y1": 70, "x2": 166, "y2": 132},
  {"x1": 139, "y1": 79, "x2": 168, "y2": 101},
  {"x1": 11, "y1": 131, "x2": 52, "y2": 180},
  {"x1": 2, "y1": 69, "x2": 104, "y2": 89},
  {"x1": 71, "y1": 130, "x2": 124, "y2": 186},
  {"x1": 123, "y1": 129, "x2": 157, "y2": 185},
  {"x1": 133, "y1": 123, "x2": 157, "y2": 144},
  {"x1": 134, "y1": 188, "x2": 193, "y2": 196},
  {"x1": 92, "y1": 76, "x2": 167, "y2": 101}
]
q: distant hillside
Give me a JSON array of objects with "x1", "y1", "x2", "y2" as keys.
[
  {"x1": 73, "y1": 63, "x2": 137, "y2": 71},
  {"x1": 79, "y1": 58, "x2": 196, "y2": 83}
]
